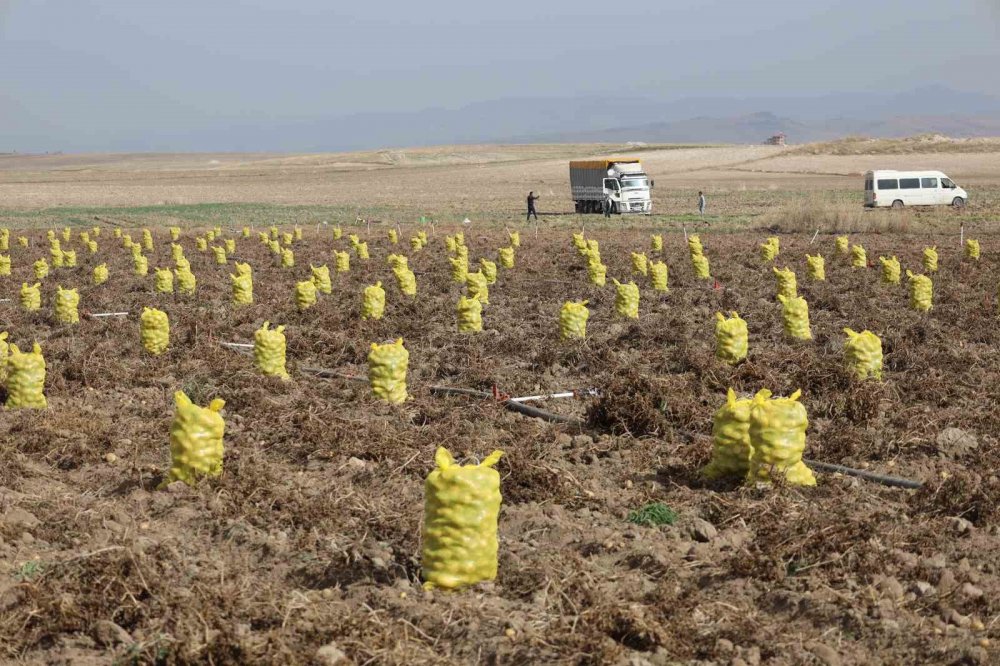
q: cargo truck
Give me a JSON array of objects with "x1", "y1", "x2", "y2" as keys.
[{"x1": 569, "y1": 158, "x2": 653, "y2": 214}]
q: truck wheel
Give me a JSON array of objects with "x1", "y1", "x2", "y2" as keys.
[
  {"x1": 952, "y1": 197, "x2": 966, "y2": 209},
  {"x1": 891, "y1": 200, "x2": 904, "y2": 209}
]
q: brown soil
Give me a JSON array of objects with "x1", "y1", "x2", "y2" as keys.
[{"x1": 1, "y1": 223, "x2": 999, "y2": 665}]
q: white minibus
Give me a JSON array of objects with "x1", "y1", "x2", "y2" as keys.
[{"x1": 864, "y1": 170, "x2": 967, "y2": 209}]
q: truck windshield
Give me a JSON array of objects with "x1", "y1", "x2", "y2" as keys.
[{"x1": 621, "y1": 177, "x2": 648, "y2": 190}]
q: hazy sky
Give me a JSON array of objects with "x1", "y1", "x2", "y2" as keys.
[{"x1": 2, "y1": 0, "x2": 999, "y2": 151}]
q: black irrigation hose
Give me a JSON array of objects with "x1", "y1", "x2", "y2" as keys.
[
  {"x1": 803, "y1": 459, "x2": 924, "y2": 490},
  {"x1": 429, "y1": 386, "x2": 586, "y2": 426}
]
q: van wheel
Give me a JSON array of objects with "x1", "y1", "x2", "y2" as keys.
[
  {"x1": 891, "y1": 200, "x2": 904, "y2": 209},
  {"x1": 952, "y1": 197, "x2": 966, "y2": 209}
]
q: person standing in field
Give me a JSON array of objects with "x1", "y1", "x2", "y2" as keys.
[
  {"x1": 526, "y1": 191, "x2": 540, "y2": 221},
  {"x1": 698, "y1": 191, "x2": 706, "y2": 216}
]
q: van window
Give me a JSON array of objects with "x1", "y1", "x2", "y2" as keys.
[
  {"x1": 877, "y1": 179, "x2": 899, "y2": 190},
  {"x1": 921, "y1": 177, "x2": 938, "y2": 188},
  {"x1": 900, "y1": 178, "x2": 920, "y2": 189},
  {"x1": 942, "y1": 178, "x2": 955, "y2": 189},
  {"x1": 865, "y1": 178, "x2": 873, "y2": 191}
]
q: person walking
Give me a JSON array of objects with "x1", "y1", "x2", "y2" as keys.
[
  {"x1": 698, "y1": 191, "x2": 706, "y2": 216},
  {"x1": 526, "y1": 191, "x2": 540, "y2": 221},
  {"x1": 603, "y1": 191, "x2": 612, "y2": 218}
]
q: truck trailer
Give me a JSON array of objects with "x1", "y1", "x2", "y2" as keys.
[{"x1": 569, "y1": 158, "x2": 653, "y2": 214}]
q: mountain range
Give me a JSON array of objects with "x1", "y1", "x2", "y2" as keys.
[{"x1": 3, "y1": 85, "x2": 1000, "y2": 152}]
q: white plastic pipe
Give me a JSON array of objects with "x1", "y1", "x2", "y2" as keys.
[
  {"x1": 220, "y1": 342, "x2": 254, "y2": 348},
  {"x1": 90, "y1": 311, "x2": 129, "y2": 317},
  {"x1": 509, "y1": 388, "x2": 599, "y2": 403}
]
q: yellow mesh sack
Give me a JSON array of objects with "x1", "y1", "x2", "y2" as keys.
[
  {"x1": 449, "y1": 256, "x2": 468, "y2": 283},
  {"x1": 311, "y1": 264, "x2": 332, "y2": 294},
  {"x1": 33, "y1": 259, "x2": 49, "y2": 280},
  {"x1": 121, "y1": 233, "x2": 132, "y2": 249},
  {"x1": 269, "y1": 225, "x2": 279, "y2": 240},
  {"x1": 296, "y1": 280, "x2": 318, "y2": 311},
  {"x1": 777, "y1": 294, "x2": 812, "y2": 340},
  {"x1": 760, "y1": 238, "x2": 779, "y2": 262},
  {"x1": 113, "y1": 228, "x2": 122, "y2": 239},
  {"x1": 130, "y1": 243, "x2": 143, "y2": 260},
  {"x1": 851, "y1": 244, "x2": 867, "y2": 268},
  {"x1": 93, "y1": 264, "x2": 109, "y2": 285},
  {"x1": 175, "y1": 268, "x2": 197, "y2": 295},
  {"x1": 46, "y1": 230, "x2": 55, "y2": 242},
  {"x1": 335, "y1": 250, "x2": 350, "y2": 273},
  {"x1": 348, "y1": 233, "x2": 360, "y2": 247},
  {"x1": 155, "y1": 268, "x2": 174, "y2": 294},
  {"x1": 63, "y1": 250, "x2": 77, "y2": 268},
  {"x1": 268, "y1": 240, "x2": 281, "y2": 255},
  {"x1": 772, "y1": 266, "x2": 797, "y2": 299},
  {"x1": 393, "y1": 266, "x2": 417, "y2": 296},
  {"x1": 86, "y1": 240, "x2": 98, "y2": 254},
  {"x1": 417, "y1": 231, "x2": 428, "y2": 245},
  {"x1": 20, "y1": 283, "x2": 41, "y2": 311},
  {"x1": 234, "y1": 261, "x2": 252, "y2": 277},
  {"x1": 0, "y1": 255, "x2": 10, "y2": 276},
  {"x1": 498, "y1": 246, "x2": 515, "y2": 269},
  {"x1": 455, "y1": 232, "x2": 465, "y2": 246},
  {"x1": 333, "y1": 226, "x2": 342, "y2": 240},
  {"x1": 587, "y1": 258, "x2": 607, "y2": 286},
  {"x1": 702, "y1": 389, "x2": 752, "y2": 479},
  {"x1": 4, "y1": 343, "x2": 47, "y2": 409},
  {"x1": 362, "y1": 281, "x2": 386, "y2": 320},
  {"x1": 456, "y1": 294, "x2": 483, "y2": 333},
  {"x1": 965, "y1": 239, "x2": 980, "y2": 260},
  {"x1": 879, "y1": 256, "x2": 901, "y2": 284},
  {"x1": 281, "y1": 248, "x2": 295, "y2": 268},
  {"x1": 508, "y1": 230, "x2": 520, "y2": 248},
  {"x1": 835, "y1": 235, "x2": 849, "y2": 255},
  {"x1": 242, "y1": 226, "x2": 251, "y2": 238},
  {"x1": 368, "y1": 338, "x2": 408, "y2": 404},
  {"x1": 843, "y1": 328, "x2": 883, "y2": 381},
  {"x1": 907, "y1": 270, "x2": 932, "y2": 312},
  {"x1": 294, "y1": 226, "x2": 303, "y2": 241},
  {"x1": 806, "y1": 254, "x2": 825, "y2": 281},
  {"x1": 19, "y1": 237, "x2": 29, "y2": 248},
  {"x1": 388, "y1": 229, "x2": 398, "y2": 244},
  {"x1": 422, "y1": 448, "x2": 504, "y2": 590},
  {"x1": 282, "y1": 232, "x2": 293, "y2": 246},
  {"x1": 169, "y1": 227, "x2": 180, "y2": 241},
  {"x1": 356, "y1": 242, "x2": 370, "y2": 260},
  {"x1": 466, "y1": 271, "x2": 489, "y2": 304},
  {"x1": 691, "y1": 253, "x2": 710, "y2": 279},
  {"x1": 196, "y1": 237, "x2": 208, "y2": 252},
  {"x1": 141, "y1": 307, "x2": 169, "y2": 355},
  {"x1": 212, "y1": 246, "x2": 228, "y2": 265},
  {"x1": 687, "y1": 234, "x2": 703, "y2": 257},
  {"x1": 225, "y1": 239, "x2": 236, "y2": 254},
  {"x1": 388, "y1": 253, "x2": 408, "y2": 270},
  {"x1": 748, "y1": 389, "x2": 815, "y2": 486},
  {"x1": 175, "y1": 255, "x2": 190, "y2": 272},
  {"x1": 923, "y1": 246, "x2": 938, "y2": 273},
  {"x1": 560, "y1": 300, "x2": 589, "y2": 339},
  {"x1": 50, "y1": 245, "x2": 64, "y2": 268},
  {"x1": 445, "y1": 235, "x2": 457, "y2": 253},
  {"x1": 133, "y1": 254, "x2": 148, "y2": 276},
  {"x1": 648, "y1": 260, "x2": 668, "y2": 291},
  {"x1": 479, "y1": 258, "x2": 497, "y2": 284},
  {"x1": 0, "y1": 229, "x2": 7, "y2": 251},
  {"x1": 142, "y1": 229, "x2": 154, "y2": 251},
  {"x1": 612, "y1": 279, "x2": 640, "y2": 319},
  {"x1": 254, "y1": 321, "x2": 290, "y2": 380},
  {"x1": 410, "y1": 236, "x2": 423, "y2": 251},
  {"x1": 171, "y1": 243, "x2": 184, "y2": 262},
  {"x1": 715, "y1": 312, "x2": 748, "y2": 364},
  {"x1": 231, "y1": 272, "x2": 253, "y2": 305},
  {"x1": 585, "y1": 239, "x2": 600, "y2": 263},
  {"x1": 79, "y1": 231, "x2": 90, "y2": 244},
  {"x1": 61, "y1": 227, "x2": 71, "y2": 242},
  {"x1": 92, "y1": 226, "x2": 101, "y2": 237},
  {"x1": 631, "y1": 252, "x2": 648, "y2": 276},
  {"x1": 55, "y1": 286, "x2": 79, "y2": 324},
  {"x1": 166, "y1": 391, "x2": 225, "y2": 485},
  {"x1": 651, "y1": 234, "x2": 663, "y2": 253}
]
